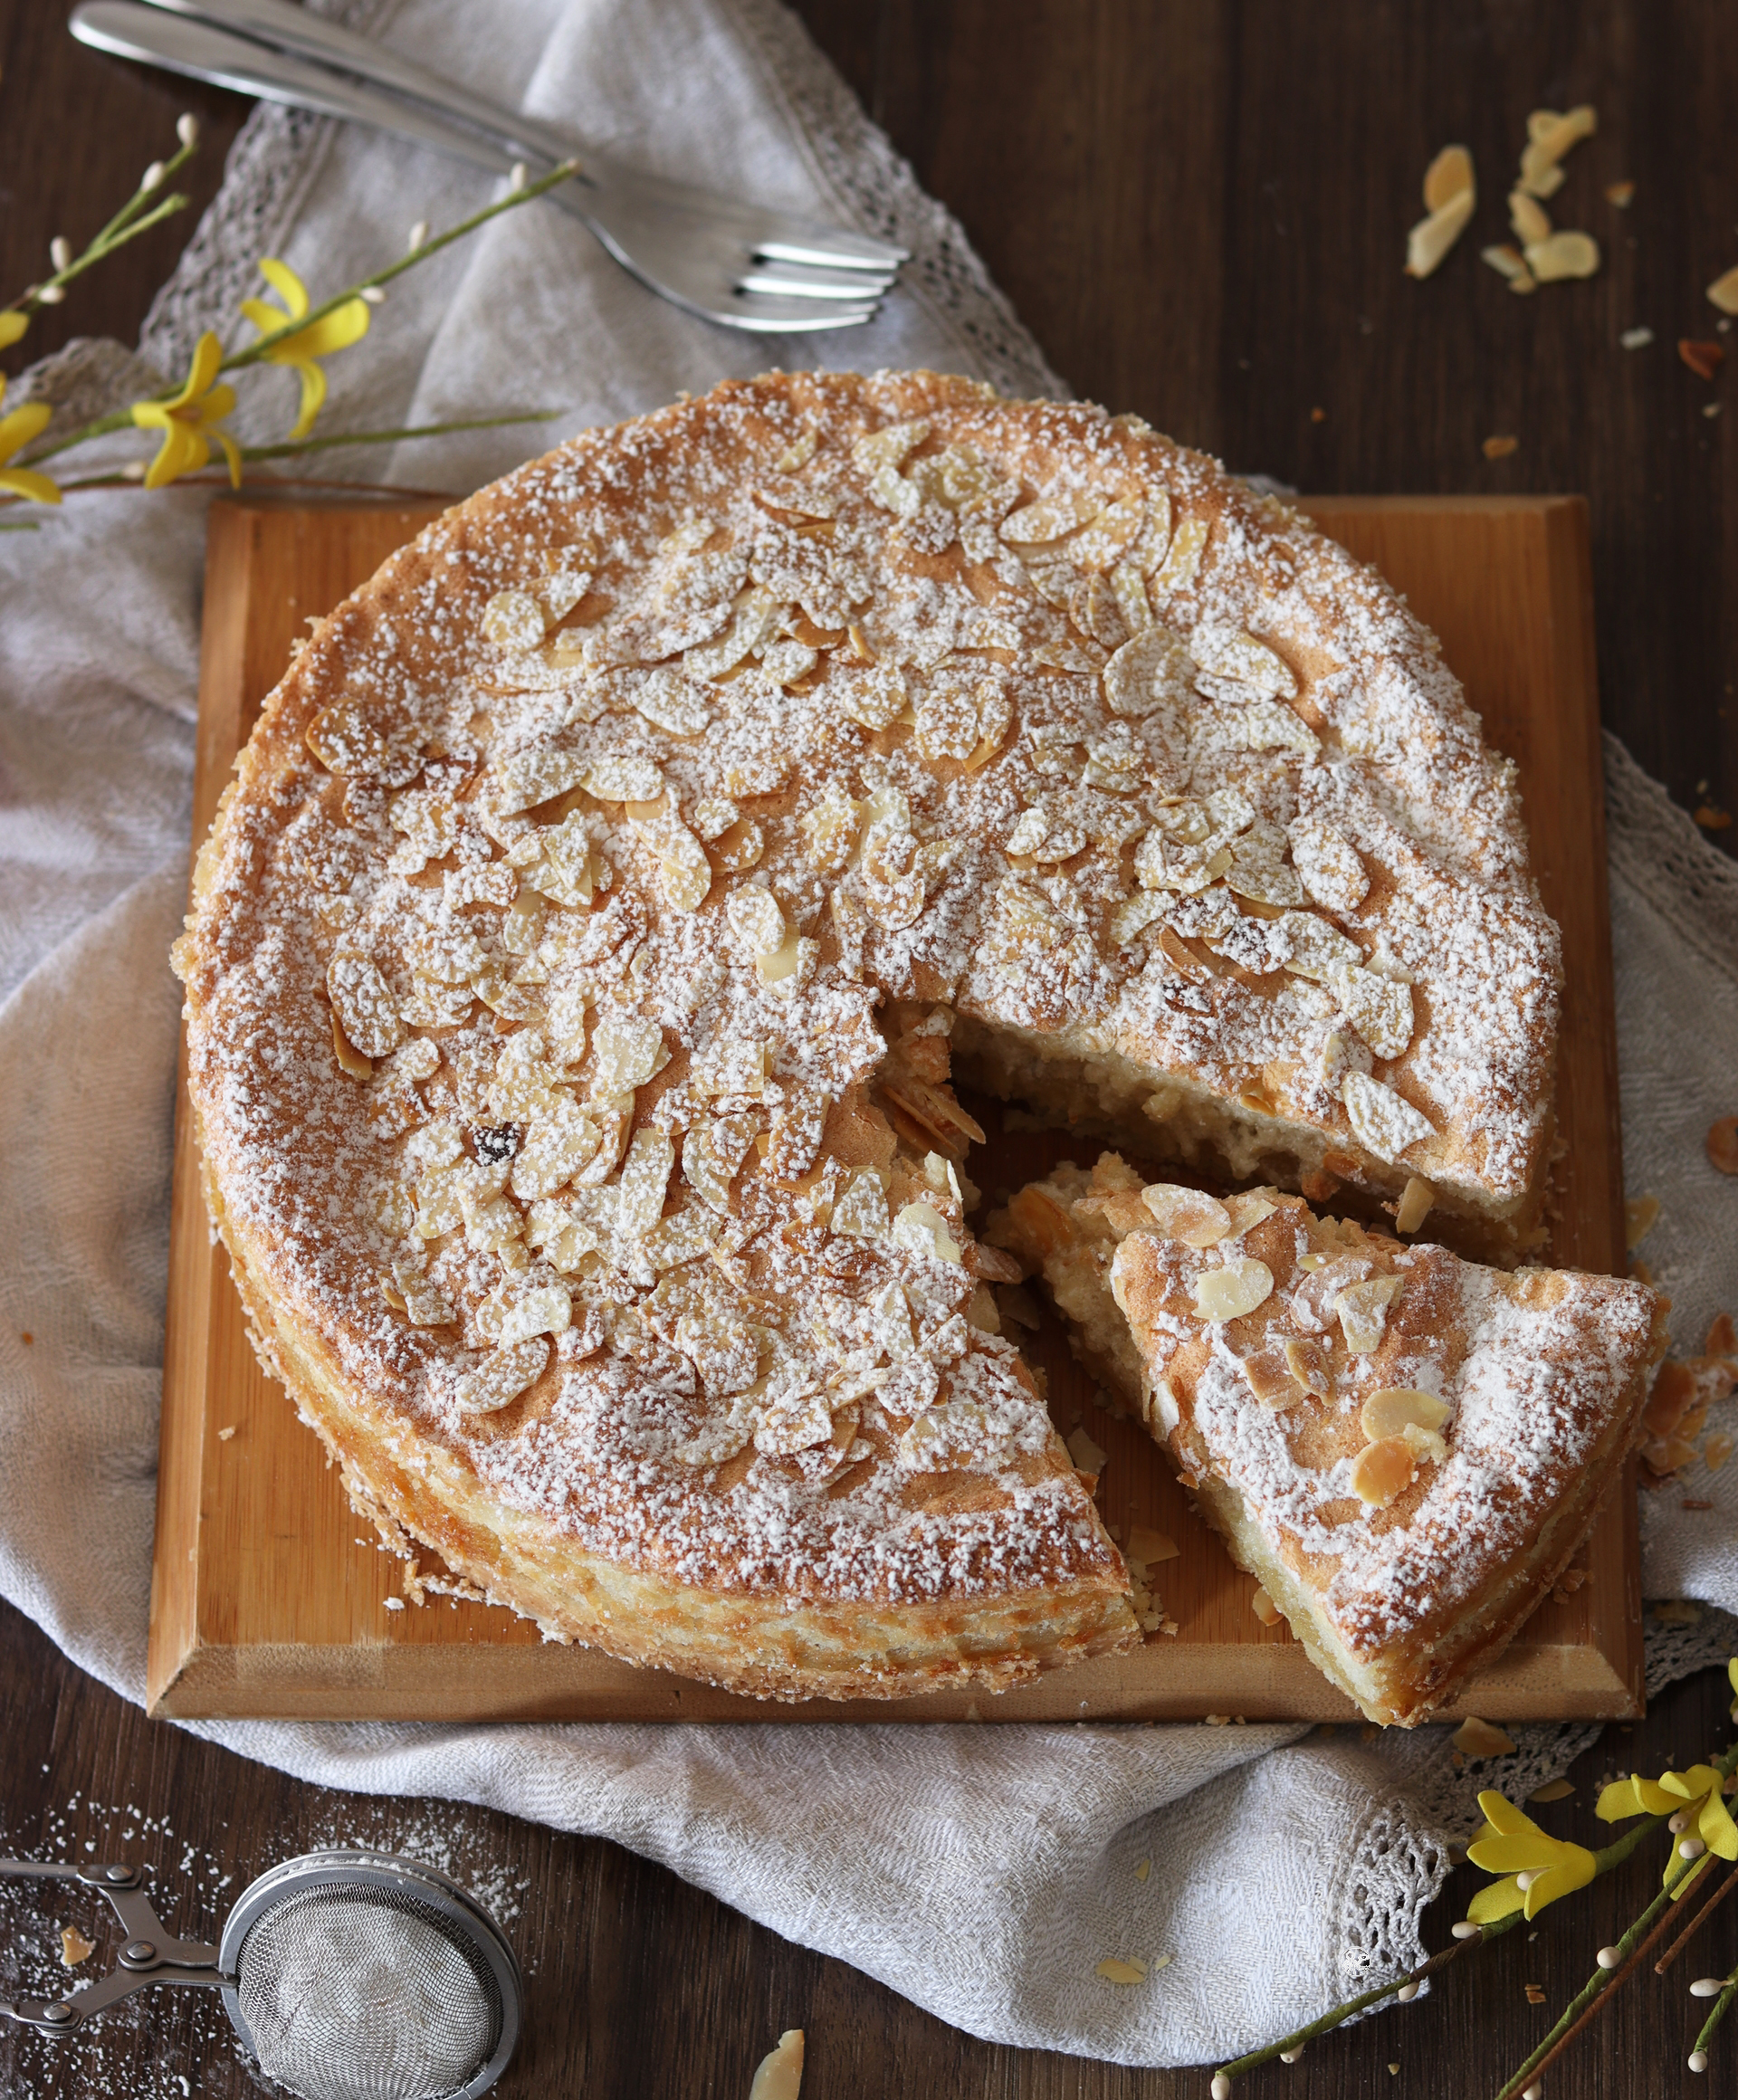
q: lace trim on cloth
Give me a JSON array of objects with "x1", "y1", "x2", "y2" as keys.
[
  {"x1": 1605, "y1": 731, "x2": 1738, "y2": 986},
  {"x1": 138, "y1": 0, "x2": 385, "y2": 384},
  {"x1": 1329, "y1": 1799, "x2": 1451, "y2": 2009},
  {"x1": 725, "y1": 0, "x2": 1068, "y2": 403}
]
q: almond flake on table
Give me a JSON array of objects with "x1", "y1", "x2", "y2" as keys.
[
  {"x1": 1482, "y1": 434, "x2": 1520, "y2": 460},
  {"x1": 1453, "y1": 1715, "x2": 1516, "y2": 1758},
  {"x1": 1706, "y1": 1115, "x2": 1738, "y2": 1174},
  {"x1": 1525, "y1": 230, "x2": 1600, "y2": 282},
  {"x1": 748, "y1": 2030, "x2": 804, "y2": 2100},
  {"x1": 1708, "y1": 265, "x2": 1738, "y2": 316},
  {"x1": 1620, "y1": 326, "x2": 1655, "y2": 349},
  {"x1": 1680, "y1": 339, "x2": 1725, "y2": 379},
  {"x1": 1605, "y1": 178, "x2": 1636, "y2": 206},
  {"x1": 1404, "y1": 144, "x2": 1475, "y2": 278},
  {"x1": 1518, "y1": 104, "x2": 1597, "y2": 197},
  {"x1": 1481, "y1": 243, "x2": 1537, "y2": 293}
]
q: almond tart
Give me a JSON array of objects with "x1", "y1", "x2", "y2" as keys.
[
  {"x1": 997, "y1": 1156, "x2": 1667, "y2": 1724},
  {"x1": 174, "y1": 368, "x2": 1562, "y2": 1701}
]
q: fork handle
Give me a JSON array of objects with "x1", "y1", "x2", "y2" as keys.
[
  {"x1": 138, "y1": 0, "x2": 586, "y2": 172},
  {"x1": 72, "y1": 1, "x2": 584, "y2": 200}
]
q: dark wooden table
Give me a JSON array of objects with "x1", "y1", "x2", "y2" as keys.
[{"x1": 4, "y1": 5, "x2": 1736, "y2": 2095}]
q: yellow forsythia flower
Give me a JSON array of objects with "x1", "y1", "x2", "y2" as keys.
[
  {"x1": 1599, "y1": 1763, "x2": 1738, "y2": 1895},
  {"x1": 0, "y1": 310, "x2": 28, "y2": 351},
  {"x1": 241, "y1": 258, "x2": 369, "y2": 442},
  {"x1": 0, "y1": 382, "x2": 60, "y2": 504},
  {"x1": 1465, "y1": 1790, "x2": 1597, "y2": 1925},
  {"x1": 130, "y1": 331, "x2": 241, "y2": 490}
]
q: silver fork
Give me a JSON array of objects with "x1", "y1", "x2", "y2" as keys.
[{"x1": 69, "y1": 0, "x2": 906, "y2": 332}]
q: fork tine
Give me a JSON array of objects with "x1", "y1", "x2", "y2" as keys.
[
  {"x1": 721, "y1": 298, "x2": 883, "y2": 332},
  {"x1": 751, "y1": 234, "x2": 910, "y2": 271},
  {"x1": 736, "y1": 267, "x2": 901, "y2": 302}
]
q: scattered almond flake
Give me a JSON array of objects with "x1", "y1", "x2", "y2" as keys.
[
  {"x1": 1528, "y1": 1778, "x2": 1575, "y2": 1804},
  {"x1": 1651, "y1": 1597, "x2": 1703, "y2": 1625},
  {"x1": 1250, "y1": 1585, "x2": 1283, "y2": 1627},
  {"x1": 1518, "y1": 104, "x2": 1596, "y2": 197},
  {"x1": 1453, "y1": 1715, "x2": 1517, "y2": 1757},
  {"x1": 1707, "y1": 266, "x2": 1738, "y2": 316},
  {"x1": 216, "y1": 1425, "x2": 236, "y2": 1442},
  {"x1": 1508, "y1": 190, "x2": 1552, "y2": 246},
  {"x1": 1096, "y1": 1956, "x2": 1149, "y2": 1985},
  {"x1": 1205, "y1": 1713, "x2": 1231, "y2": 1726},
  {"x1": 1151, "y1": 1952, "x2": 1172, "y2": 1969},
  {"x1": 1127, "y1": 1524, "x2": 1179, "y2": 1567},
  {"x1": 1480, "y1": 434, "x2": 1521, "y2": 462},
  {"x1": 1620, "y1": 325, "x2": 1655, "y2": 350},
  {"x1": 1696, "y1": 799, "x2": 1733, "y2": 826},
  {"x1": 1134, "y1": 1857, "x2": 1152, "y2": 1882},
  {"x1": 1066, "y1": 1425, "x2": 1109, "y2": 1477},
  {"x1": 748, "y1": 2028, "x2": 805, "y2": 2100},
  {"x1": 1481, "y1": 243, "x2": 1537, "y2": 293},
  {"x1": 1707, "y1": 1116, "x2": 1738, "y2": 1175},
  {"x1": 1142, "y1": 1182, "x2": 1232, "y2": 1247},
  {"x1": 59, "y1": 1923, "x2": 95, "y2": 1968},
  {"x1": 1681, "y1": 339, "x2": 1726, "y2": 380},
  {"x1": 1705, "y1": 404, "x2": 1724, "y2": 420},
  {"x1": 1625, "y1": 1194, "x2": 1660, "y2": 1248},
  {"x1": 1706, "y1": 1434, "x2": 1734, "y2": 1472},
  {"x1": 1405, "y1": 186, "x2": 1476, "y2": 279},
  {"x1": 1524, "y1": 230, "x2": 1600, "y2": 282},
  {"x1": 1605, "y1": 179, "x2": 1636, "y2": 208},
  {"x1": 1422, "y1": 144, "x2": 1475, "y2": 212},
  {"x1": 1524, "y1": 1983, "x2": 1547, "y2": 2005},
  {"x1": 383, "y1": 1595, "x2": 406, "y2": 1611}
]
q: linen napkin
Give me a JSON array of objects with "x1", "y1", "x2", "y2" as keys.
[{"x1": 4, "y1": 0, "x2": 1737, "y2": 2068}]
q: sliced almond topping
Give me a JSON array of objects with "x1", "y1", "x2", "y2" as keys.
[
  {"x1": 654, "y1": 817, "x2": 711, "y2": 913},
  {"x1": 454, "y1": 1333, "x2": 549, "y2": 1416},
  {"x1": 1193, "y1": 1256, "x2": 1275, "y2": 1322},
  {"x1": 1000, "y1": 489, "x2": 1106, "y2": 544},
  {"x1": 1350, "y1": 1435, "x2": 1415, "y2": 1506},
  {"x1": 1222, "y1": 1188, "x2": 1279, "y2": 1236},
  {"x1": 1189, "y1": 623, "x2": 1298, "y2": 699},
  {"x1": 726, "y1": 885, "x2": 787, "y2": 959},
  {"x1": 1404, "y1": 187, "x2": 1475, "y2": 279},
  {"x1": 1336, "y1": 1274, "x2": 1402, "y2": 1353},
  {"x1": 583, "y1": 752, "x2": 664, "y2": 803},
  {"x1": 774, "y1": 427, "x2": 818, "y2": 473},
  {"x1": 330, "y1": 1009, "x2": 373, "y2": 1080},
  {"x1": 1394, "y1": 1176, "x2": 1435, "y2": 1235},
  {"x1": 1148, "y1": 515, "x2": 1208, "y2": 601},
  {"x1": 1249, "y1": 1586, "x2": 1284, "y2": 1628},
  {"x1": 1452, "y1": 1715, "x2": 1516, "y2": 1758},
  {"x1": 481, "y1": 590, "x2": 546, "y2": 652},
  {"x1": 1361, "y1": 1387, "x2": 1452, "y2": 1441},
  {"x1": 1284, "y1": 1336, "x2": 1331, "y2": 1397},
  {"x1": 1423, "y1": 144, "x2": 1475, "y2": 212},
  {"x1": 1141, "y1": 1182, "x2": 1232, "y2": 1246}
]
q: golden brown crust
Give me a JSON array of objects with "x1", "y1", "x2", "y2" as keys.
[{"x1": 173, "y1": 370, "x2": 1562, "y2": 1701}]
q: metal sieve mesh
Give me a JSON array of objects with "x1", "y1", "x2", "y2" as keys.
[{"x1": 234, "y1": 1884, "x2": 501, "y2": 2100}]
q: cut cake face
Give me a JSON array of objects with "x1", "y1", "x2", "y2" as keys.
[{"x1": 997, "y1": 1155, "x2": 1667, "y2": 1724}]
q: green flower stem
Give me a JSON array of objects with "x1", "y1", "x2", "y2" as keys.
[
  {"x1": 1693, "y1": 1963, "x2": 1738, "y2": 2067},
  {"x1": 1212, "y1": 1915, "x2": 1521, "y2": 2086},
  {"x1": 238, "y1": 410, "x2": 560, "y2": 459},
  {"x1": 218, "y1": 158, "x2": 578, "y2": 377},
  {"x1": 1494, "y1": 1852, "x2": 1701, "y2": 2099},
  {"x1": 5, "y1": 132, "x2": 198, "y2": 320},
  {"x1": 16, "y1": 161, "x2": 576, "y2": 476}
]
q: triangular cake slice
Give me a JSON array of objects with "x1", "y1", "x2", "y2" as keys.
[{"x1": 997, "y1": 1156, "x2": 1667, "y2": 1724}]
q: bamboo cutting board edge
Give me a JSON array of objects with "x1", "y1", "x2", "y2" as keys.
[{"x1": 148, "y1": 491, "x2": 1643, "y2": 1725}]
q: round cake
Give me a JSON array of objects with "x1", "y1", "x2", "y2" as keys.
[{"x1": 173, "y1": 369, "x2": 1561, "y2": 1700}]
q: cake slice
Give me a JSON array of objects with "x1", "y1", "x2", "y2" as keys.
[{"x1": 997, "y1": 1156, "x2": 1667, "y2": 1724}]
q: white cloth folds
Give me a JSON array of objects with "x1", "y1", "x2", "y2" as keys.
[{"x1": 3, "y1": 0, "x2": 1737, "y2": 2066}]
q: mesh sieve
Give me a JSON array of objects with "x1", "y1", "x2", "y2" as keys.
[{"x1": 234, "y1": 1884, "x2": 501, "y2": 2100}]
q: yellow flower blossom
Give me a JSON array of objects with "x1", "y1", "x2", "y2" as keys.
[
  {"x1": 0, "y1": 310, "x2": 28, "y2": 351},
  {"x1": 0, "y1": 383, "x2": 59, "y2": 505},
  {"x1": 130, "y1": 332, "x2": 241, "y2": 490},
  {"x1": 1598, "y1": 1763, "x2": 1738, "y2": 1895},
  {"x1": 1465, "y1": 1790, "x2": 1597, "y2": 1924},
  {"x1": 241, "y1": 258, "x2": 369, "y2": 441}
]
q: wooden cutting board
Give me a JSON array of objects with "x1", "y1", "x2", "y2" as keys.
[{"x1": 148, "y1": 491, "x2": 1641, "y2": 1725}]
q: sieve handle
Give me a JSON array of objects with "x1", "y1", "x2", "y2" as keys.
[{"x1": 0, "y1": 1857, "x2": 223, "y2": 2033}]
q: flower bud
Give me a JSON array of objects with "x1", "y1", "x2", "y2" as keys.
[
  {"x1": 142, "y1": 160, "x2": 167, "y2": 192},
  {"x1": 49, "y1": 236, "x2": 71, "y2": 272},
  {"x1": 1596, "y1": 1946, "x2": 1620, "y2": 1970},
  {"x1": 177, "y1": 112, "x2": 200, "y2": 149}
]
